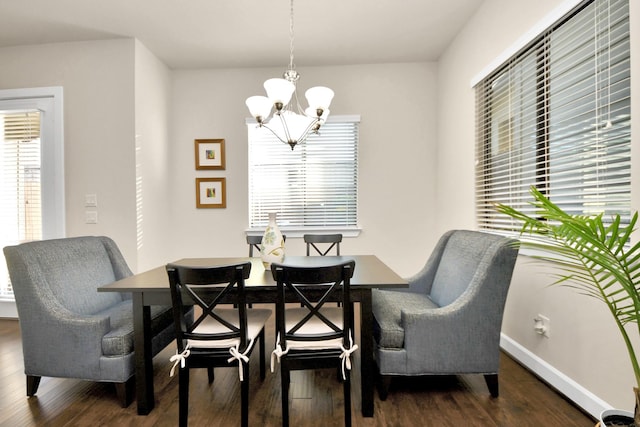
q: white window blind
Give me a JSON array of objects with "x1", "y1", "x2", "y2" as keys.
[
  {"x1": 248, "y1": 116, "x2": 359, "y2": 230},
  {"x1": 475, "y1": 0, "x2": 631, "y2": 233},
  {"x1": 1, "y1": 111, "x2": 42, "y2": 298}
]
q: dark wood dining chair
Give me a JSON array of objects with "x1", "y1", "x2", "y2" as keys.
[
  {"x1": 247, "y1": 234, "x2": 286, "y2": 257},
  {"x1": 166, "y1": 262, "x2": 272, "y2": 427},
  {"x1": 270, "y1": 261, "x2": 357, "y2": 427},
  {"x1": 304, "y1": 233, "x2": 342, "y2": 256}
]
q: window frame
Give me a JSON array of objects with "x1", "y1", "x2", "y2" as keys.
[
  {"x1": 474, "y1": 0, "x2": 631, "y2": 236},
  {"x1": 247, "y1": 114, "x2": 361, "y2": 238}
]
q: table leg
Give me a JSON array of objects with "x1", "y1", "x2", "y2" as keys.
[
  {"x1": 133, "y1": 293, "x2": 155, "y2": 415},
  {"x1": 359, "y1": 290, "x2": 374, "y2": 417}
]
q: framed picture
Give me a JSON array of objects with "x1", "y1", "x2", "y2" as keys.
[
  {"x1": 195, "y1": 139, "x2": 225, "y2": 170},
  {"x1": 196, "y1": 178, "x2": 226, "y2": 208}
]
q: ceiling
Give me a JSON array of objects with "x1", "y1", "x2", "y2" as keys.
[{"x1": 0, "y1": 0, "x2": 483, "y2": 70}]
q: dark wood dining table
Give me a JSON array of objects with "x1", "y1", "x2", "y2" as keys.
[{"x1": 98, "y1": 255, "x2": 408, "y2": 417}]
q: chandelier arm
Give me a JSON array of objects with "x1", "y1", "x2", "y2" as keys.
[
  {"x1": 259, "y1": 123, "x2": 289, "y2": 146},
  {"x1": 299, "y1": 118, "x2": 321, "y2": 141},
  {"x1": 277, "y1": 113, "x2": 295, "y2": 145}
]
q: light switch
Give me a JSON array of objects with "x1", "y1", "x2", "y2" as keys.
[
  {"x1": 85, "y1": 211, "x2": 98, "y2": 224},
  {"x1": 85, "y1": 194, "x2": 98, "y2": 207}
]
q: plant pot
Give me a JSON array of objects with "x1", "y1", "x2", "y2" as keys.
[{"x1": 599, "y1": 409, "x2": 634, "y2": 426}]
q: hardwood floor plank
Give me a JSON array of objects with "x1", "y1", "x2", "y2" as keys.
[{"x1": 0, "y1": 314, "x2": 595, "y2": 427}]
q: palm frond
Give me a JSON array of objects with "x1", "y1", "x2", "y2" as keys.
[{"x1": 494, "y1": 186, "x2": 640, "y2": 388}]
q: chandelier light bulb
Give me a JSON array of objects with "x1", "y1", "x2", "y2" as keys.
[
  {"x1": 245, "y1": 96, "x2": 273, "y2": 123},
  {"x1": 305, "y1": 86, "x2": 334, "y2": 112},
  {"x1": 264, "y1": 78, "x2": 295, "y2": 110}
]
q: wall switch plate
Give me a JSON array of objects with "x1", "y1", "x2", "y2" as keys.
[
  {"x1": 85, "y1": 194, "x2": 98, "y2": 207},
  {"x1": 85, "y1": 211, "x2": 98, "y2": 224}
]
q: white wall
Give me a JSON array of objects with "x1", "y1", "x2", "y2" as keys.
[
  {"x1": 3, "y1": 0, "x2": 637, "y2": 414},
  {"x1": 169, "y1": 63, "x2": 438, "y2": 276},
  {"x1": 437, "y1": 0, "x2": 640, "y2": 414},
  {"x1": 0, "y1": 39, "x2": 139, "y2": 269},
  {"x1": 134, "y1": 40, "x2": 173, "y2": 271}
]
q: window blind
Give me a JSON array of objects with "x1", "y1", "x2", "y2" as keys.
[
  {"x1": 248, "y1": 116, "x2": 359, "y2": 230},
  {"x1": 475, "y1": 0, "x2": 630, "y2": 234},
  {"x1": 1, "y1": 110, "x2": 42, "y2": 297}
]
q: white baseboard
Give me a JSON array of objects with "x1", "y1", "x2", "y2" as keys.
[
  {"x1": 500, "y1": 333, "x2": 611, "y2": 419},
  {"x1": 0, "y1": 299, "x2": 18, "y2": 319}
]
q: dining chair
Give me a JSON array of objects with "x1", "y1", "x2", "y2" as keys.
[
  {"x1": 166, "y1": 262, "x2": 272, "y2": 427},
  {"x1": 247, "y1": 234, "x2": 286, "y2": 257},
  {"x1": 270, "y1": 260, "x2": 357, "y2": 427},
  {"x1": 304, "y1": 233, "x2": 342, "y2": 256}
]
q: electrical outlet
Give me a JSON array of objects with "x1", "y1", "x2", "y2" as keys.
[{"x1": 533, "y1": 314, "x2": 550, "y2": 338}]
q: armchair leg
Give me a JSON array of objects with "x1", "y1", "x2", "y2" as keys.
[
  {"x1": 377, "y1": 375, "x2": 391, "y2": 401},
  {"x1": 484, "y1": 374, "x2": 499, "y2": 397},
  {"x1": 115, "y1": 376, "x2": 135, "y2": 407},
  {"x1": 207, "y1": 367, "x2": 214, "y2": 384},
  {"x1": 26, "y1": 375, "x2": 41, "y2": 396}
]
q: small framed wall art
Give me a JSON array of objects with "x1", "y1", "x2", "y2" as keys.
[
  {"x1": 196, "y1": 177, "x2": 226, "y2": 208},
  {"x1": 195, "y1": 139, "x2": 225, "y2": 170}
]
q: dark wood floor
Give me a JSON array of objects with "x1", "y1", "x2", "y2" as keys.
[{"x1": 0, "y1": 308, "x2": 596, "y2": 427}]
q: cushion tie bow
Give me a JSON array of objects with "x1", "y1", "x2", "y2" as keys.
[
  {"x1": 270, "y1": 333, "x2": 290, "y2": 373},
  {"x1": 339, "y1": 333, "x2": 358, "y2": 381},
  {"x1": 169, "y1": 345, "x2": 191, "y2": 377},
  {"x1": 228, "y1": 338, "x2": 255, "y2": 382}
]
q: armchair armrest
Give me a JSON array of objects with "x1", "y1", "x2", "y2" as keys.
[
  {"x1": 20, "y1": 300, "x2": 112, "y2": 378},
  {"x1": 399, "y1": 288, "x2": 503, "y2": 373}
]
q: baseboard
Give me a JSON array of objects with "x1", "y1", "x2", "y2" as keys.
[
  {"x1": 500, "y1": 333, "x2": 611, "y2": 419},
  {"x1": 0, "y1": 299, "x2": 18, "y2": 319}
]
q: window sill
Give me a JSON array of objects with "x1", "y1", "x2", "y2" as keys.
[{"x1": 246, "y1": 226, "x2": 361, "y2": 239}]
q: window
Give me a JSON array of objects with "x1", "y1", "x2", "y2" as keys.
[
  {"x1": 0, "y1": 112, "x2": 41, "y2": 298},
  {"x1": 0, "y1": 87, "x2": 64, "y2": 306},
  {"x1": 475, "y1": 0, "x2": 631, "y2": 234},
  {"x1": 248, "y1": 116, "x2": 359, "y2": 233}
]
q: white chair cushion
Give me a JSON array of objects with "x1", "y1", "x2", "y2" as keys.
[{"x1": 187, "y1": 308, "x2": 272, "y2": 349}]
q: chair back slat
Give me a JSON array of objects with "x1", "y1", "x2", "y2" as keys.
[
  {"x1": 304, "y1": 234, "x2": 342, "y2": 256},
  {"x1": 167, "y1": 262, "x2": 251, "y2": 352},
  {"x1": 247, "y1": 234, "x2": 286, "y2": 257}
]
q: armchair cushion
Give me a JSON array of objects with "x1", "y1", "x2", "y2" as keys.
[
  {"x1": 101, "y1": 301, "x2": 176, "y2": 356},
  {"x1": 372, "y1": 291, "x2": 438, "y2": 349}
]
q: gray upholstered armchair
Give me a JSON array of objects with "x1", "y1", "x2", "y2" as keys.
[
  {"x1": 372, "y1": 230, "x2": 519, "y2": 399},
  {"x1": 3, "y1": 236, "x2": 178, "y2": 407}
]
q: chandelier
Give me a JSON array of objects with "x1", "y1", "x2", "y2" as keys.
[{"x1": 245, "y1": 0, "x2": 334, "y2": 150}]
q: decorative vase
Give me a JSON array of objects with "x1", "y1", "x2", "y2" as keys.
[
  {"x1": 599, "y1": 409, "x2": 634, "y2": 426},
  {"x1": 260, "y1": 212, "x2": 285, "y2": 268}
]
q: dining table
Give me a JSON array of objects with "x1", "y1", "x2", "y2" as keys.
[{"x1": 98, "y1": 255, "x2": 408, "y2": 417}]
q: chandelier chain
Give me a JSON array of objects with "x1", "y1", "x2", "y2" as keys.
[{"x1": 289, "y1": 0, "x2": 295, "y2": 70}]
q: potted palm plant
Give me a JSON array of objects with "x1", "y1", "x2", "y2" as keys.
[{"x1": 495, "y1": 186, "x2": 640, "y2": 427}]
